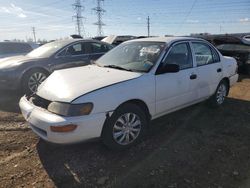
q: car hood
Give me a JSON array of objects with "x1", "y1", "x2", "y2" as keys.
[
  {"x1": 37, "y1": 65, "x2": 143, "y2": 102},
  {"x1": 0, "y1": 55, "x2": 44, "y2": 69}
]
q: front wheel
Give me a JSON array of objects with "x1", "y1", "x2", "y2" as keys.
[
  {"x1": 210, "y1": 80, "x2": 229, "y2": 106},
  {"x1": 102, "y1": 103, "x2": 148, "y2": 150},
  {"x1": 22, "y1": 69, "x2": 48, "y2": 94}
]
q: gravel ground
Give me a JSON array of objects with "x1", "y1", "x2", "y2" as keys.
[{"x1": 0, "y1": 75, "x2": 250, "y2": 188}]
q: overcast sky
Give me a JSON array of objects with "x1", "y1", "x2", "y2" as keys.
[{"x1": 0, "y1": 0, "x2": 249, "y2": 41}]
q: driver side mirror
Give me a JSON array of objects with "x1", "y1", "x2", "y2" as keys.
[{"x1": 157, "y1": 64, "x2": 180, "y2": 74}]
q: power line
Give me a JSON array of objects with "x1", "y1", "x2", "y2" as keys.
[
  {"x1": 176, "y1": 0, "x2": 197, "y2": 34},
  {"x1": 92, "y1": 0, "x2": 106, "y2": 36},
  {"x1": 72, "y1": 0, "x2": 85, "y2": 37},
  {"x1": 2, "y1": 1, "x2": 248, "y2": 23}
]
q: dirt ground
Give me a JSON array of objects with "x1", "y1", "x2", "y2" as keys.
[{"x1": 0, "y1": 75, "x2": 250, "y2": 188}]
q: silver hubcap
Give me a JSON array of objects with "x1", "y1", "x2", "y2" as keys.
[
  {"x1": 28, "y1": 72, "x2": 47, "y2": 93},
  {"x1": 113, "y1": 113, "x2": 141, "y2": 145},
  {"x1": 216, "y1": 83, "x2": 227, "y2": 105}
]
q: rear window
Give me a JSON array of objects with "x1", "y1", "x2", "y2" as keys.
[
  {"x1": 192, "y1": 42, "x2": 214, "y2": 66},
  {"x1": 0, "y1": 43, "x2": 32, "y2": 55}
]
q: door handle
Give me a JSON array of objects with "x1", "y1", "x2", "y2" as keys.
[
  {"x1": 190, "y1": 74, "x2": 197, "y2": 80},
  {"x1": 217, "y1": 68, "x2": 222, "y2": 72}
]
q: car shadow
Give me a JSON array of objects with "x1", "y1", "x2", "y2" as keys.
[
  {"x1": 0, "y1": 90, "x2": 23, "y2": 113},
  {"x1": 37, "y1": 97, "x2": 250, "y2": 188}
]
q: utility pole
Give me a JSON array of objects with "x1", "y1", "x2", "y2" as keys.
[
  {"x1": 147, "y1": 16, "x2": 150, "y2": 37},
  {"x1": 92, "y1": 0, "x2": 105, "y2": 36},
  {"x1": 32, "y1": 27, "x2": 36, "y2": 43},
  {"x1": 72, "y1": 0, "x2": 85, "y2": 37}
]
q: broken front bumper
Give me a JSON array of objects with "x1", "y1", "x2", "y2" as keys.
[{"x1": 19, "y1": 96, "x2": 106, "y2": 144}]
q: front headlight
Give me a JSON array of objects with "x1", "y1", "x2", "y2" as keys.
[{"x1": 48, "y1": 102, "x2": 93, "y2": 116}]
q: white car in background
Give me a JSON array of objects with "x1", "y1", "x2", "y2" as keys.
[
  {"x1": 19, "y1": 37, "x2": 238, "y2": 150},
  {"x1": 102, "y1": 35, "x2": 137, "y2": 46}
]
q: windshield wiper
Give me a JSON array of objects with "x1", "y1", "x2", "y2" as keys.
[{"x1": 103, "y1": 65, "x2": 134, "y2": 72}]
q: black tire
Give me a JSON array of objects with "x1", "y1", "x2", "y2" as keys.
[
  {"x1": 102, "y1": 103, "x2": 148, "y2": 150},
  {"x1": 22, "y1": 69, "x2": 49, "y2": 95},
  {"x1": 209, "y1": 80, "x2": 229, "y2": 107}
]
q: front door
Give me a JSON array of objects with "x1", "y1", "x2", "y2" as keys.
[
  {"x1": 51, "y1": 42, "x2": 90, "y2": 71},
  {"x1": 155, "y1": 42, "x2": 198, "y2": 116}
]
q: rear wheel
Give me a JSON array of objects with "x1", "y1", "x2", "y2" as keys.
[
  {"x1": 102, "y1": 103, "x2": 148, "y2": 150},
  {"x1": 210, "y1": 80, "x2": 229, "y2": 106},
  {"x1": 22, "y1": 69, "x2": 48, "y2": 94}
]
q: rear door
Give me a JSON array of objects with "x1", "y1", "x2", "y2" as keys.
[
  {"x1": 86, "y1": 42, "x2": 112, "y2": 61},
  {"x1": 191, "y1": 41, "x2": 223, "y2": 99},
  {"x1": 155, "y1": 42, "x2": 199, "y2": 116},
  {"x1": 51, "y1": 42, "x2": 90, "y2": 71}
]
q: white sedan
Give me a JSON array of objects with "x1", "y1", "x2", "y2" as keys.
[{"x1": 19, "y1": 37, "x2": 238, "y2": 150}]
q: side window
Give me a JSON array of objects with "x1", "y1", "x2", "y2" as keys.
[
  {"x1": 90, "y1": 43, "x2": 109, "y2": 53},
  {"x1": 162, "y1": 43, "x2": 192, "y2": 70},
  {"x1": 57, "y1": 49, "x2": 67, "y2": 57},
  {"x1": 67, "y1": 43, "x2": 84, "y2": 55},
  {"x1": 192, "y1": 42, "x2": 214, "y2": 66},
  {"x1": 211, "y1": 48, "x2": 220, "y2": 63},
  {"x1": 58, "y1": 43, "x2": 85, "y2": 56}
]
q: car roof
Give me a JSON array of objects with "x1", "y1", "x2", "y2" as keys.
[{"x1": 129, "y1": 36, "x2": 204, "y2": 44}]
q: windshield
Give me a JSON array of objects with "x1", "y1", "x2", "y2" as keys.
[
  {"x1": 96, "y1": 41, "x2": 165, "y2": 72},
  {"x1": 27, "y1": 41, "x2": 66, "y2": 58},
  {"x1": 216, "y1": 44, "x2": 250, "y2": 52}
]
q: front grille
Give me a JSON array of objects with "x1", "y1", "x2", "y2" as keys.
[{"x1": 29, "y1": 95, "x2": 51, "y2": 109}]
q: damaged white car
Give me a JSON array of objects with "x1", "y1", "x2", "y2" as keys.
[{"x1": 19, "y1": 37, "x2": 238, "y2": 150}]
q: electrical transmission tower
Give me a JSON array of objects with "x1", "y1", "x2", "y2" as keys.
[
  {"x1": 32, "y1": 27, "x2": 36, "y2": 43},
  {"x1": 147, "y1": 16, "x2": 150, "y2": 37},
  {"x1": 92, "y1": 0, "x2": 105, "y2": 36},
  {"x1": 72, "y1": 0, "x2": 85, "y2": 37}
]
